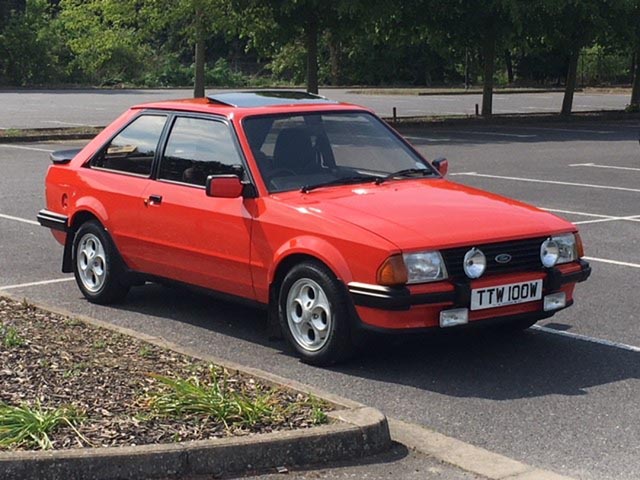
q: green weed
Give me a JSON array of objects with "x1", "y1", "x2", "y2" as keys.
[{"x1": 0, "y1": 403, "x2": 85, "y2": 450}]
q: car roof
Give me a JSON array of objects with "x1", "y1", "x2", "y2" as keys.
[{"x1": 132, "y1": 90, "x2": 367, "y2": 118}]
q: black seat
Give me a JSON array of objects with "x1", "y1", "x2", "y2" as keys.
[{"x1": 272, "y1": 128, "x2": 317, "y2": 174}]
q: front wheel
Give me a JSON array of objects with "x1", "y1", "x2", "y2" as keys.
[
  {"x1": 278, "y1": 261, "x2": 354, "y2": 366},
  {"x1": 73, "y1": 221, "x2": 129, "y2": 304}
]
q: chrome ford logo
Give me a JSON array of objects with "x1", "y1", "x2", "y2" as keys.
[{"x1": 495, "y1": 253, "x2": 512, "y2": 264}]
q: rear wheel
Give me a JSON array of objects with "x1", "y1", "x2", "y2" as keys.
[
  {"x1": 73, "y1": 221, "x2": 129, "y2": 304},
  {"x1": 278, "y1": 261, "x2": 354, "y2": 366}
]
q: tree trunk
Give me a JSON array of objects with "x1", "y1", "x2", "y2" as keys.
[
  {"x1": 630, "y1": 46, "x2": 640, "y2": 109},
  {"x1": 561, "y1": 51, "x2": 580, "y2": 115},
  {"x1": 504, "y1": 50, "x2": 514, "y2": 84},
  {"x1": 305, "y1": 13, "x2": 319, "y2": 94},
  {"x1": 327, "y1": 31, "x2": 341, "y2": 86},
  {"x1": 193, "y1": 8, "x2": 205, "y2": 98},
  {"x1": 481, "y1": 35, "x2": 496, "y2": 117}
]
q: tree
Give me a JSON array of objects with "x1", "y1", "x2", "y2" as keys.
[
  {"x1": 141, "y1": 0, "x2": 232, "y2": 97},
  {"x1": 525, "y1": 1, "x2": 608, "y2": 115},
  {"x1": 418, "y1": 0, "x2": 520, "y2": 116},
  {"x1": 232, "y1": 0, "x2": 355, "y2": 94},
  {"x1": 601, "y1": 0, "x2": 640, "y2": 110}
]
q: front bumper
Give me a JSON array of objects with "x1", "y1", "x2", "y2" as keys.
[
  {"x1": 348, "y1": 260, "x2": 591, "y2": 331},
  {"x1": 349, "y1": 260, "x2": 591, "y2": 311}
]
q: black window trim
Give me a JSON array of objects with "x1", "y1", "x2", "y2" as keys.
[{"x1": 85, "y1": 111, "x2": 170, "y2": 178}]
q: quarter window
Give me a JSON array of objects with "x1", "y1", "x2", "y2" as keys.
[
  {"x1": 159, "y1": 117, "x2": 244, "y2": 186},
  {"x1": 90, "y1": 115, "x2": 166, "y2": 176}
]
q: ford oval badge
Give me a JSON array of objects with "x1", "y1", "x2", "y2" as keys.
[{"x1": 495, "y1": 253, "x2": 512, "y2": 264}]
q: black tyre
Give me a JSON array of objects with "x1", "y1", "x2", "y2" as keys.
[
  {"x1": 278, "y1": 261, "x2": 354, "y2": 366},
  {"x1": 73, "y1": 221, "x2": 130, "y2": 304}
]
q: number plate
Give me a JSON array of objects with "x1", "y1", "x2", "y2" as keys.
[{"x1": 470, "y1": 279, "x2": 543, "y2": 311}]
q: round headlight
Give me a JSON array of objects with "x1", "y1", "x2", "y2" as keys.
[
  {"x1": 463, "y1": 248, "x2": 486, "y2": 278},
  {"x1": 540, "y1": 238, "x2": 559, "y2": 267}
]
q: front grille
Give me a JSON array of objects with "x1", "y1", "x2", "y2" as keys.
[{"x1": 442, "y1": 237, "x2": 546, "y2": 279}]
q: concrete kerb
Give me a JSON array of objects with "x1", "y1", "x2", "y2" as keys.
[{"x1": 0, "y1": 292, "x2": 390, "y2": 480}]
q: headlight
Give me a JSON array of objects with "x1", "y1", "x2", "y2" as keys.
[
  {"x1": 403, "y1": 251, "x2": 448, "y2": 284},
  {"x1": 540, "y1": 234, "x2": 577, "y2": 267},
  {"x1": 377, "y1": 251, "x2": 448, "y2": 286},
  {"x1": 463, "y1": 247, "x2": 486, "y2": 278}
]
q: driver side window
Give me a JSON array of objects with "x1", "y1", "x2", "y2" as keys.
[{"x1": 158, "y1": 116, "x2": 244, "y2": 186}]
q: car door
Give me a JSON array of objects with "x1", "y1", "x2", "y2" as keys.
[
  {"x1": 83, "y1": 113, "x2": 167, "y2": 271},
  {"x1": 136, "y1": 114, "x2": 255, "y2": 299}
]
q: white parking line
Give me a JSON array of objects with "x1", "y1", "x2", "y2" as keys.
[
  {"x1": 569, "y1": 163, "x2": 640, "y2": 173},
  {"x1": 438, "y1": 130, "x2": 537, "y2": 139},
  {"x1": 533, "y1": 325, "x2": 640, "y2": 353},
  {"x1": 451, "y1": 172, "x2": 640, "y2": 193},
  {"x1": 0, "y1": 144, "x2": 54, "y2": 153},
  {"x1": 583, "y1": 256, "x2": 640, "y2": 269},
  {"x1": 0, "y1": 212, "x2": 39, "y2": 226},
  {"x1": 0, "y1": 278, "x2": 74, "y2": 291},
  {"x1": 511, "y1": 126, "x2": 616, "y2": 134},
  {"x1": 543, "y1": 208, "x2": 615, "y2": 219},
  {"x1": 574, "y1": 216, "x2": 640, "y2": 225}
]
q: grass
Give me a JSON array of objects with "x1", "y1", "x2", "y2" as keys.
[
  {"x1": 0, "y1": 403, "x2": 85, "y2": 450},
  {"x1": 144, "y1": 367, "x2": 328, "y2": 429}
]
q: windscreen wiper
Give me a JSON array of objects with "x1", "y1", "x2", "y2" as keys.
[
  {"x1": 374, "y1": 168, "x2": 435, "y2": 185},
  {"x1": 301, "y1": 175, "x2": 377, "y2": 193}
]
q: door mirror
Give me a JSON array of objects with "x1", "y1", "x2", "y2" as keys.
[
  {"x1": 205, "y1": 175, "x2": 244, "y2": 198},
  {"x1": 432, "y1": 157, "x2": 448, "y2": 176}
]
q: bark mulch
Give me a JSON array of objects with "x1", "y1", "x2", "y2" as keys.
[{"x1": 0, "y1": 297, "x2": 328, "y2": 451}]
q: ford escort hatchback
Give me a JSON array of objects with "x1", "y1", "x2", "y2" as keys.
[{"x1": 38, "y1": 91, "x2": 591, "y2": 365}]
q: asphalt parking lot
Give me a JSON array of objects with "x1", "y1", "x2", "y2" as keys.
[
  {"x1": 0, "y1": 119, "x2": 638, "y2": 479},
  {"x1": 0, "y1": 88, "x2": 632, "y2": 129}
]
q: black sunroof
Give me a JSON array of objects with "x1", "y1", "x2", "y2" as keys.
[{"x1": 206, "y1": 90, "x2": 338, "y2": 108}]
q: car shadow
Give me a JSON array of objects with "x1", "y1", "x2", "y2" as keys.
[
  {"x1": 330, "y1": 326, "x2": 640, "y2": 401},
  {"x1": 108, "y1": 283, "x2": 639, "y2": 403}
]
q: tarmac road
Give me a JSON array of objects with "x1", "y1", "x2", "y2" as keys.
[
  {"x1": 0, "y1": 87, "x2": 633, "y2": 129},
  {"x1": 0, "y1": 117, "x2": 639, "y2": 479}
]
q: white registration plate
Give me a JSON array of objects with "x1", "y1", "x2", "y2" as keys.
[{"x1": 470, "y1": 279, "x2": 543, "y2": 311}]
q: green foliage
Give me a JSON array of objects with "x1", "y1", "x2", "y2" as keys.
[
  {"x1": 0, "y1": 0, "x2": 636, "y2": 93},
  {"x1": 0, "y1": 403, "x2": 84, "y2": 450},
  {"x1": 0, "y1": 0, "x2": 69, "y2": 85},
  {"x1": 0, "y1": 325, "x2": 25, "y2": 348}
]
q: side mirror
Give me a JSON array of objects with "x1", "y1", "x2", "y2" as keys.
[
  {"x1": 432, "y1": 157, "x2": 448, "y2": 176},
  {"x1": 205, "y1": 175, "x2": 244, "y2": 198}
]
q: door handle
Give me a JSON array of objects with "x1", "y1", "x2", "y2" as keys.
[{"x1": 144, "y1": 194, "x2": 163, "y2": 206}]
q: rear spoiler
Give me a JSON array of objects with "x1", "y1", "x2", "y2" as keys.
[{"x1": 50, "y1": 148, "x2": 82, "y2": 165}]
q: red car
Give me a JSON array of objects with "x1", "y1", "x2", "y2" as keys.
[{"x1": 38, "y1": 91, "x2": 590, "y2": 365}]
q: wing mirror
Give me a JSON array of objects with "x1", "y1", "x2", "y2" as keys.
[
  {"x1": 205, "y1": 175, "x2": 244, "y2": 198},
  {"x1": 432, "y1": 157, "x2": 448, "y2": 176}
]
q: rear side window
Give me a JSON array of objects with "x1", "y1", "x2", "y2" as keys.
[
  {"x1": 90, "y1": 115, "x2": 166, "y2": 176},
  {"x1": 158, "y1": 116, "x2": 244, "y2": 186}
]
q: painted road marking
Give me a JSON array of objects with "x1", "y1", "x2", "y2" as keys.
[
  {"x1": 0, "y1": 278, "x2": 74, "y2": 291},
  {"x1": 438, "y1": 130, "x2": 537, "y2": 139},
  {"x1": 451, "y1": 172, "x2": 640, "y2": 193},
  {"x1": 0, "y1": 144, "x2": 54, "y2": 153},
  {"x1": 583, "y1": 256, "x2": 640, "y2": 269},
  {"x1": 570, "y1": 163, "x2": 640, "y2": 173},
  {"x1": 543, "y1": 208, "x2": 640, "y2": 225},
  {"x1": 0, "y1": 212, "x2": 39, "y2": 226},
  {"x1": 533, "y1": 325, "x2": 640, "y2": 353}
]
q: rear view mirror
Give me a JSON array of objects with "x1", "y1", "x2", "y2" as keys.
[
  {"x1": 205, "y1": 175, "x2": 244, "y2": 198},
  {"x1": 432, "y1": 157, "x2": 448, "y2": 176}
]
